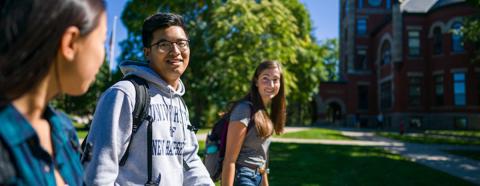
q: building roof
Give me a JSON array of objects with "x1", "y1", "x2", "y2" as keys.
[
  {"x1": 400, "y1": 0, "x2": 466, "y2": 13},
  {"x1": 431, "y1": 0, "x2": 466, "y2": 10}
]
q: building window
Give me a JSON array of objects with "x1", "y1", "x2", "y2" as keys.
[
  {"x1": 381, "y1": 81, "x2": 392, "y2": 110},
  {"x1": 433, "y1": 27, "x2": 443, "y2": 55},
  {"x1": 358, "y1": 85, "x2": 368, "y2": 110},
  {"x1": 408, "y1": 77, "x2": 422, "y2": 106},
  {"x1": 381, "y1": 41, "x2": 391, "y2": 65},
  {"x1": 453, "y1": 72, "x2": 466, "y2": 106},
  {"x1": 451, "y1": 22, "x2": 464, "y2": 52},
  {"x1": 368, "y1": 0, "x2": 381, "y2": 7},
  {"x1": 434, "y1": 75, "x2": 444, "y2": 106},
  {"x1": 357, "y1": 19, "x2": 367, "y2": 36},
  {"x1": 408, "y1": 31, "x2": 420, "y2": 56},
  {"x1": 454, "y1": 117, "x2": 468, "y2": 129},
  {"x1": 358, "y1": 0, "x2": 363, "y2": 9},
  {"x1": 355, "y1": 49, "x2": 367, "y2": 70}
]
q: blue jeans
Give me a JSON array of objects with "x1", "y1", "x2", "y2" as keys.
[{"x1": 234, "y1": 166, "x2": 263, "y2": 186}]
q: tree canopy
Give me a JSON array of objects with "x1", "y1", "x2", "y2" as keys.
[
  {"x1": 117, "y1": 0, "x2": 328, "y2": 126},
  {"x1": 464, "y1": 0, "x2": 480, "y2": 62}
]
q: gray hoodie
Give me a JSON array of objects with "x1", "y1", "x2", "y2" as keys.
[{"x1": 83, "y1": 62, "x2": 214, "y2": 186}]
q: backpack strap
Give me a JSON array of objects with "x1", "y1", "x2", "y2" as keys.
[
  {"x1": 119, "y1": 75, "x2": 151, "y2": 166},
  {"x1": 178, "y1": 97, "x2": 198, "y2": 133},
  {"x1": 245, "y1": 101, "x2": 255, "y2": 132},
  {"x1": 145, "y1": 115, "x2": 155, "y2": 186}
]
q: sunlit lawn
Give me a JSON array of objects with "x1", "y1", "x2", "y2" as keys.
[
  {"x1": 198, "y1": 141, "x2": 474, "y2": 186},
  {"x1": 277, "y1": 128, "x2": 353, "y2": 140},
  {"x1": 196, "y1": 128, "x2": 211, "y2": 135},
  {"x1": 77, "y1": 130, "x2": 88, "y2": 139},
  {"x1": 377, "y1": 132, "x2": 480, "y2": 146}
]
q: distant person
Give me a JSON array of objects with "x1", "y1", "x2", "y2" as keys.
[
  {"x1": 0, "y1": 0, "x2": 107, "y2": 185},
  {"x1": 222, "y1": 61, "x2": 287, "y2": 186},
  {"x1": 82, "y1": 12, "x2": 214, "y2": 185}
]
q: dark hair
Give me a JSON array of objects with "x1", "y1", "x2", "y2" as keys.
[
  {"x1": 0, "y1": 0, "x2": 106, "y2": 106},
  {"x1": 142, "y1": 12, "x2": 187, "y2": 48},
  {"x1": 244, "y1": 60, "x2": 286, "y2": 137}
]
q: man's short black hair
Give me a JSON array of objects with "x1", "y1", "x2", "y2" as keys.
[{"x1": 142, "y1": 12, "x2": 187, "y2": 48}]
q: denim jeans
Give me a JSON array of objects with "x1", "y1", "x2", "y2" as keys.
[{"x1": 234, "y1": 166, "x2": 262, "y2": 186}]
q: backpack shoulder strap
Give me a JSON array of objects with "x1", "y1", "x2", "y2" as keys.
[
  {"x1": 177, "y1": 97, "x2": 198, "y2": 133},
  {"x1": 119, "y1": 75, "x2": 151, "y2": 166},
  {"x1": 245, "y1": 101, "x2": 255, "y2": 131},
  {"x1": 124, "y1": 75, "x2": 150, "y2": 131}
]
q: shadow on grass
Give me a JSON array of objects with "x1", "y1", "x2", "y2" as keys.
[{"x1": 267, "y1": 143, "x2": 474, "y2": 186}]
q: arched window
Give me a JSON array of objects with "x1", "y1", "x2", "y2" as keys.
[
  {"x1": 451, "y1": 21, "x2": 464, "y2": 52},
  {"x1": 433, "y1": 27, "x2": 443, "y2": 54},
  {"x1": 381, "y1": 41, "x2": 391, "y2": 65}
]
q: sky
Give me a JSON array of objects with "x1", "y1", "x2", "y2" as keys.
[{"x1": 105, "y1": 0, "x2": 339, "y2": 69}]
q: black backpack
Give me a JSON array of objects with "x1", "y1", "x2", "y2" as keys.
[
  {"x1": 203, "y1": 102, "x2": 253, "y2": 181},
  {"x1": 81, "y1": 75, "x2": 151, "y2": 165}
]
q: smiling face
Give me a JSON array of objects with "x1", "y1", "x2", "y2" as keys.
[
  {"x1": 144, "y1": 26, "x2": 190, "y2": 89},
  {"x1": 256, "y1": 67, "x2": 281, "y2": 105}
]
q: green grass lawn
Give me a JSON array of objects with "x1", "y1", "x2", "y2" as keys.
[
  {"x1": 445, "y1": 150, "x2": 480, "y2": 161},
  {"x1": 77, "y1": 130, "x2": 88, "y2": 139},
  {"x1": 377, "y1": 132, "x2": 480, "y2": 146},
  {"x1": 196, "y1": 128, "x2": 211, "y2": 135},
  {"x1": 198, "y1": 141, "x2": 473, "y2": 186},
  {"x1": 73, "y1": 120, "x2": 89, "y2": 139},
  {"x1": 277, "y1": 128, "x2": 353, "y2": 140}
]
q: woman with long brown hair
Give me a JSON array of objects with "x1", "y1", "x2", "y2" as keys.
[{"x1": 222, "y1": 60, "x2": 286, "y2": 186}]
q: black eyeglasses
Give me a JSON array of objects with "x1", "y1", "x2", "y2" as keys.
[{"x1": 150, "y1": 39, "x2": 190, "y2": 53}]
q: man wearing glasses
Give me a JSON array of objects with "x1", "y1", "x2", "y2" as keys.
[{"x1": 83, "y1": 13, "x2": 214, "y2": 186}]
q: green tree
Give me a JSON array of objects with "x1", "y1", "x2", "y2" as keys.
[
  {"x1": 464, "y1": 0, "x2": 480, "y2": 62},
  {"x1": 120, "y1": 0, "x2": 326, "y2": 126},
  {"x1": 321, "y1": 38, "x2": 339, "y2": 81}
]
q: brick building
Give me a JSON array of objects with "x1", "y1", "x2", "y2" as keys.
[{"x1": 315, "y1": 0, "x2": 480, "y2": 130}]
